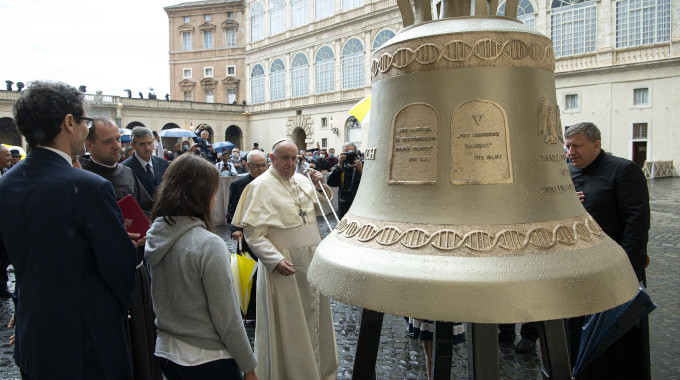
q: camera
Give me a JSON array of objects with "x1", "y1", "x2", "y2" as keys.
[{"x1": 343, "y1": 150, "x2": 357, "y2": 168}]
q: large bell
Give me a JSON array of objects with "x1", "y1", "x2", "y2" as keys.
[{"x1": 308, "y1": 2, "x2": 639, "y2": 323}]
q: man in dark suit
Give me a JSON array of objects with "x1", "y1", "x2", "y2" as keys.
[
  {"x1": 226, "y1": 150, "x2": 268, "y2": 320},
  {"x1": 122, "y1": 126, "x2": 169, "y2": 199},
  {"x1": 566, "y1": 122, "x2": 651, "y2": 380},
  {"x1": 0, "y1": 81, "x2": 138, "y2": 380}
]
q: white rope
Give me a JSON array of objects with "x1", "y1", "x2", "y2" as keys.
[{"x1": 304, "y1": 169, "x2": 339, "y2": 231}]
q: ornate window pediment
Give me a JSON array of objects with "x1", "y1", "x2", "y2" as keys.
[
  {"x1": 222, "y1": 19, "x2": 239, "y2": 29},
  {"x1": 222, "y1": 76, "x2": 241, "y2": 89},
  {"x1": 199, "y1": 21, "x2": 216, "y2": 31},
  {"x1": 179, "y1": 79, "x2": 196, "y2": 90},
  {"x1": 178, "y1": 23, "x2": 194, "y2": 32},
  {"x1": 200, "y1": 77, "x2": 217, "y2": 90}
]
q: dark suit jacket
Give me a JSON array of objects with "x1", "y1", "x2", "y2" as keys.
[
  {"x1": 0, "y1": 147, "x2": 137, "y2": 380},
  {"x1": 570, "y1": 150, "x2": 650, "y2": 279},
  {"x1": 227, "y1": 174, "x2": 255, "y2": 234},
  {"x1": 121, "y1": 153, "x2": 169, "y2": 199}
]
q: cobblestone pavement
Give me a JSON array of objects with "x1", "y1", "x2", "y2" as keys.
[{"x1": 1, "y1": 177, "x2": 678, "y2": 379}]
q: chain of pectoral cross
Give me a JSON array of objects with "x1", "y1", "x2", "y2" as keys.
[{"x1": 278, "y1": 176, "x2": 308, "y2": 223}]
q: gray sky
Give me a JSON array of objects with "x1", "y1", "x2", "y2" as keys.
[{"x1": 0, "y1": 0, "x2": 180, "y2": 98}]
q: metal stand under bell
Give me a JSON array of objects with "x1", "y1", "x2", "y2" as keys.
[{"x1": 351, "y1": 309, "x2": 573, "y2": 380}]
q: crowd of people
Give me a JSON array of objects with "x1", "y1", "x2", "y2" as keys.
[{"x1": 0, "y1": 80, "x2": 651, "y2": 380}]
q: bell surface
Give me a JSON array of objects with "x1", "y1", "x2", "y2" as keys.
[{"x1": 308, "y1": 17, "x2": 639, "y2": 323}]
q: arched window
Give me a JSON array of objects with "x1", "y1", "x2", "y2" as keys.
[
  {"x1": 345, "y1": 116, "x2": 361, "y2": 145},
  {"x1": 291, "y1": 53, "x2": 309, "y2": 98},
  {"x1": 372, "y1": 29, "x2": 396, "y2": 50},
  {"x1": 250, "y1": 2, "x2": 265, "y2": 42},
  {"x1": 342, "y1": 0, "x2": 363, "y2": 12},
  {"x1": 315, "y1": 46, "x2": 335, "y2": 94},
  {"x1": 251, "y1": 64, "x2": 265, "y2": 104},
  {"x1": 270, "y1": 0, "x2": 285, "y2": 36},
  {"x1": 291, "y1": 0, "x2": 307, "y2": 28},
  {"x1": 615, "y1": 0, "x2": 671, "y2": 48},
  {"x1": 497, "y1": 0, "x2": 536, "y2": 29},
  {"x1": 550, "y1": 0, "x2": 597, "y2": 58},
  {"x1": 270, "y1": 58, "x2": 286, "y2": 101},
  {"x1": 315, "y1": 0, "x2": 334, "y2": 20},
  {"x1": 342, "y1": 38, "x2": 364, "y2": 90}
]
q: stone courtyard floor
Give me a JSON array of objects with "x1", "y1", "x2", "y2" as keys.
[{"x1": 1, "y1": 177, "x2": 678, "y2": 379}]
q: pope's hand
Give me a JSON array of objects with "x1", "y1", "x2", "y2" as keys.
[
  {"x1": 275, "y1": 259, "x2": 295, "y2": 276},
  {"x1": 310, "y1": 169, "x2": 323, "y2": 185},
  {"x1": 232, "y1": 231, "x2": 243, "y2": 241}
]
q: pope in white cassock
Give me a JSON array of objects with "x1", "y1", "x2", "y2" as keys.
[{"x1": 232, "y1": 139, "x2": 339, "y2": 380}]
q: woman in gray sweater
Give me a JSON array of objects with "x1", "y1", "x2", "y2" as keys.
[{"x1": 145, "y1": 154, "x2": 258, "y2": 380}]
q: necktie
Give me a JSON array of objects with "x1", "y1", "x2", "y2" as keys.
[{"x1": 146, "y1": 163, "x2": 154, "y2": 180}]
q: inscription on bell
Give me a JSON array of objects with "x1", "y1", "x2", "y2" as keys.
[
  {"x1": 450, "y1": 100, "x2": 513, "y2": 185},
  {"x1": 388, "y1": 103, "x2": 439, "y2": 184}
]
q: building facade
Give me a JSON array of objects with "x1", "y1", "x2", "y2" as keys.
[
  {"x1": 166, "y1": 0, "x2": 248, "y2": 105},
  {"x1": 1, "y1": 0, "x2": 677, "y2": 174}
]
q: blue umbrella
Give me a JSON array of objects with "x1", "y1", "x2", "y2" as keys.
[
  {"x1": 119, "y1": 128, "x2": 132, "y2": 143},
  {"x1": 213, "y1": 141, "x2": 236, "y2": 151},
  {"x1": 572, "y1": 286, "x2": 656, "y2": 376},
  {"x1": 158, "y1": 128, "x2": 197, "y2": 138}
]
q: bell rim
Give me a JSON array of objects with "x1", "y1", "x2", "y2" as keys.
[{"x1": 309, "y1": 232, "x2": 639, "y2": 323}]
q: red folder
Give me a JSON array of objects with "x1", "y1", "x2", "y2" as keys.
[{"x1": 117, "y1": 194, "x2": 151, "y2": 238}]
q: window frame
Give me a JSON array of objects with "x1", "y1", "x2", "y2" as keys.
[
  {"x1": 291, "y1": 52, "x2": 310, "y2": 98},
  {"x1": 563, "y1": 91, "x2": 582, "y2": 113},
  {"x1": 270, "y1": 58, "x2": 287, "y2": 101},
  {"x1": 631, "y1": 86, "x2": 652, "y2": 109},
  {"x1": 203, "y1": 30, "x2": 214, "y2": 49},
  {"x1": 341, "y1": 38, "x2": 365, "y2": 90},
  {"x1": 315, "y1": 45, "x2": 335, "y2": 94},
  {"x1": 182, "y1": 32, "x2": 192, "y2": 50},
  {"x1": 183, "y1": 68, "x2": 192, "y2": 79},
  {"x1": 251, "y1": 64, "x2": 266, "y2": 104},
  {"x1": 550, "y1": 0, "x2": 598, "y2": 58}
]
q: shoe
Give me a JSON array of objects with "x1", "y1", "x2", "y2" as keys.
[
  {"x1": 498, "y1": 330, "x2": 516, "y2": 343},
  {"x1": 514, "y1": 337, "x2": 536, "y2": 353}
]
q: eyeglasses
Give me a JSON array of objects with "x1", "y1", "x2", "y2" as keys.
[{"x1": 73, "y1": 116, "x2": 94, "y2": 128}]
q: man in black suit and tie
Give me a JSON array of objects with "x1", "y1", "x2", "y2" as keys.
[
  {"x1": 226, "y1": 150, "x2": 268, "y2": 320},
  {"x1": 122, "y1": 126, "x2": 169, "y2": 199},
  {"x1": 0, "y1": 81, "x2": 138, "y2": 380}
]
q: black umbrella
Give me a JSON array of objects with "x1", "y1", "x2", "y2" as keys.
[{"x1": 572, "y1": 286, "x2": 656, "y2": 376}]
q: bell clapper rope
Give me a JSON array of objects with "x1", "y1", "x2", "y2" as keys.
[{"x1": 304, "y1": 168, "x2": 339, "y2": 231}]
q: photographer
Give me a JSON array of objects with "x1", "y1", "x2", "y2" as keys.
[{"x1": 327, "y1": 142, "x2": 362, "y2": 218}]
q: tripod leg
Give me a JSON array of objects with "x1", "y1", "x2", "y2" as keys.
[
  {"x1": 468, "y1": 323, "x2": 499, "y2": 380},
  {"x1": 538, "y1": 319, "x2": 572, "y2": 380},
  {"x1": 352, "y1": 309, "x2": 384, "y2": 380},
  {"x1": 432, "y1": 321, "x2": 454, "y2": 380}
]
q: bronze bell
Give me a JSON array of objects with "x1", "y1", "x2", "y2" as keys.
[{"x1": 308, "y1": 0, "x2": 639, "y2": 323}]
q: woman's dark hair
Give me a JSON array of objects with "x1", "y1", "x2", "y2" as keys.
[
  {"x1": 12, "y1": 81, "x2": 85, "y2": 147},
  {"x1": 151, "y1": 154, "x2": 220, "y2": 231}
]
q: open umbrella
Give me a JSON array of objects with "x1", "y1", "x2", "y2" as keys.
[
  {"x1": 158, "y1": 128, "x2": 197, "y2": 138},
  {"x1": 572, "y1": 286, "x2": 656, "y2": 376},
  {"x1": 119, "y1": 129, "x2": 132, "y2": 143},
  {"x1": 349, "y1": 94, "x2": 371, "y2": 122},
  {"x1": 213, "y1": 141, "x2": 236, "y2": 151},
  {"x1": 230, "y1": 239, "x2": 258, "y2": 315}
]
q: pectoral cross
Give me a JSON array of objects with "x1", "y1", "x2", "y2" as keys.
[{"x1": 298, "y1": 208, "x2": 308, "y2": 224}]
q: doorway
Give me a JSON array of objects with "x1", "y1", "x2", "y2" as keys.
[
  {"x1": 632, "y1": 141, "x2": 647, "y2": 168},
  {"x1": 292, "y1": 127, "x2": 306, "y2": 152}
]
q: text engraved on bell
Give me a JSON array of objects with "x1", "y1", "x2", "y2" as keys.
[
  {"x1": 388, "y1": 103, "x2": 439, "y2": 184},
  {"x1": 450, "y1": 100, "x2": 513, "y2": 185}
]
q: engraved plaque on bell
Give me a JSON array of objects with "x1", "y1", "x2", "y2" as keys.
[
  {"x1": 388, "y1": 103, "x2": 439, "y2": 184},
  {"x1": 450, "y1": 100, "x2": 512, "y2": 185}
]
